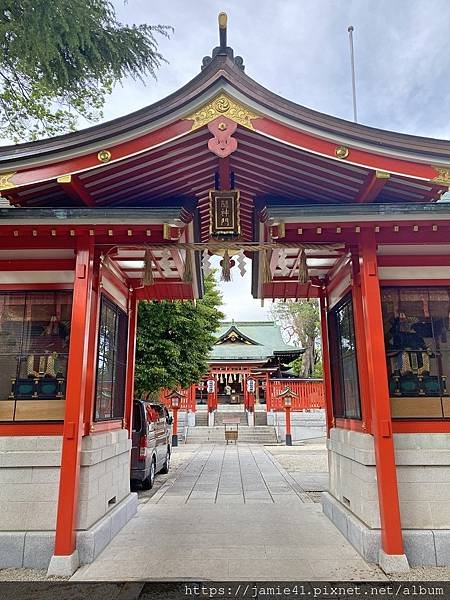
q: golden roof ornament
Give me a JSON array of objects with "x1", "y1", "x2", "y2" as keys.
[
  {"x1": 186, "y1": 93, "x2": 258, "y2": 130},
  {"x1": 201, "y1": 12, "x2": 245, "y2": 71}
]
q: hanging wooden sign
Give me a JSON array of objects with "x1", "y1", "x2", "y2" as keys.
[{"x1": 209, "y1": 190, "x2": 240, "y2": 237}]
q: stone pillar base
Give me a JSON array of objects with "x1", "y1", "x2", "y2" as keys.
[
  {"x1": 322, "y1": 492, "x2": 450, "y2": 568},
  {"x1": 379, "y1": 549, "x2": 409, "y2": 574},
  {"x1": 47, "y1": 550, "x2": 79, "y2": 577},
  {"x1": 0, "y1": 492, "x2": 137, "y2": 571}
]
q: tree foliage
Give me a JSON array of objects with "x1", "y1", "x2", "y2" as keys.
[
  {"x1": 0, "y1": 1, "x2": 171, "y2": 141},
  {"x1": 270, "y1": 299, "x2": 322, "y2": 378},
  {"x1": 134, "y1": 275, "x2": 224, "y2": 398}
]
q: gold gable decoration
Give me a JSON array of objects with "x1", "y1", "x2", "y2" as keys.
[
  {"x1": 186, "y1": 93, "x2": 259, "y2": 131},
  {"x1": 432, "y1": 167, "x2": 450, "y2": 187},
  {"x1": 0, "y1": 172, "x2": 16, "y2": 191}
]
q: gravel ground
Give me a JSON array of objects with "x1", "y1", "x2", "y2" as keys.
[{"x1": 0, "y1": 569, "x2": 68, "y2": 582}]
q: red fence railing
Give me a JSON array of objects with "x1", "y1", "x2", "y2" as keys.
[
  {"x1": 267, "y1": 379, "x2": 325, "y2": 411},
  {"x1": 156, "y1": 380, "x2": 324, "y2": 412},
  {"x1": 158, "y1": 385, "x2": 196, "y2": 411}
]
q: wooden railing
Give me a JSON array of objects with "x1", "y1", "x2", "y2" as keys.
[{"x1": 267, "y1": 379, "x2": 325, "y2": 411}]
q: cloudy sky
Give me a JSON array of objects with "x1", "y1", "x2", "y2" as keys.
[{"x1": 106, "y1": 1, "x2": 450, "y2": 318}]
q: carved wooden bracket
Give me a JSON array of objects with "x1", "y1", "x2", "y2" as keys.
[{"x1": 207, "y1": 116, "x2": 238, "y2": 158}]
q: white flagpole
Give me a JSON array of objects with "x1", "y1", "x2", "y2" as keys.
[{"x1": 348, "y1": 25, "x2": 358, "y2": 123}]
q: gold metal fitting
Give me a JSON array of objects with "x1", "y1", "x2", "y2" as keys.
[
  {"x1": 218, "y1": 12, "x2": 228, "y2": 29},
  {"x1": 218, "y1": 122, "x2": 228, "y2": 131},
  {"x1": 335, "y1": 145, "x2": 349, "y2": 159},
  {"x1": 97, "y1": 150, "x2": 112, "y2": 163}
]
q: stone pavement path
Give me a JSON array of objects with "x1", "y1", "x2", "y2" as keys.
[{"x1": 72, "y1": 444, "x2": 385, "y2": 581}]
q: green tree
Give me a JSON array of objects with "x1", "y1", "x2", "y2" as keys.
[
  {"x1": 134, "y1": 274, "x2": 224, "y2": 398},
  {"x1": 270, "y1": 299, "x2": 322, "y2": 378},
  {"x1": 0, "y1": 1, "x2": 170, "y2": 141}
]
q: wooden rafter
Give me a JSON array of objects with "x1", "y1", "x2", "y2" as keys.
[
  {"x1": 57, "y1": 174, "x2": 95, "y2": 207},
  {"x1": 355, "y1": 170, "x2": 390, "y2": 204}
]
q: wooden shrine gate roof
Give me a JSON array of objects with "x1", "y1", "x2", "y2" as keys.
[{"x1": 0, "y1": 15, "x2": 450, "y2": 299}]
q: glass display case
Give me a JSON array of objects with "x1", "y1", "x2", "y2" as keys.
[
  {"x1": 0, "y1": 291, "x2": 72, "y2": 421},
  {"x1": 381, "y1": 287, "x2": 450, "y2": 418}
]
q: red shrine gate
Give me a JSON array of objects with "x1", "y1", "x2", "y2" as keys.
[{"x1": 1, "y1": 12, "x2": 450, "y2": 575}]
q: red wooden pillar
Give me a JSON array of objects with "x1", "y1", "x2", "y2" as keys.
[
  {"x1": 351, "y1": 250, "x2": 372, "y2": 433},
  {"x1": 124, "y1": 291, "x2": 138, "y2": 437},
  {"x1": 243, "y1": 374, "x2": 248, "y2": 409},
  {"x1": 266, "y1": 376, "x2": 272, "y2": 412},
  {"x1": 82, "y1": 251, "x2": 101, "y2": 433},
  {"x1": 319, "y1": 289, "x2": 334, "y2": 437},
  {"x1": 51, "y1": 238, "x2": 95, "y2": 571},
  {"x1": 359, "y1": 232, "x2": 405, "y2": 559},
  {"x1": 172, "y1": 406, "x2": 179, "y2": 447},
  {"x1": 285, "y1": 406, "x2": 292, "y2": 446}
]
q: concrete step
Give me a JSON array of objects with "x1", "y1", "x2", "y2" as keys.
[
  {"x1": 214, "y1": 412, "x2": 247, "y2": 426},
  {"x1": 195, "y1": 412, "x2": 208, "y2": 426},
  {"x1": 186, "y1": 425, "x2": 278, "y2": 444},
  {"x1": 254, "y1": 411, "x2": 267, "y2": 426}
]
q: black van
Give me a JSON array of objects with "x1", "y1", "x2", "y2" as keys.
[{"x1": 131, "y1": 400, "x2": 172, "y2": 490}]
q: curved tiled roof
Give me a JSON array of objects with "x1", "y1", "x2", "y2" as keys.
[{"x1": 209, "y1": 320, "x2": 302, "y2": 362}]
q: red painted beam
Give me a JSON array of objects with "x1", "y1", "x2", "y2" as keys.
[
  {"x1": 254, "y1": 116, "x2": 442, "y2": 181},
  {"x1": 218, "y1": 157, "x2": 231, "y2": 190},
  {"x1": 356, "y1": 171, "x2": 390, "y2": 203},
  {"x1": 378, "y1": 255, "x2": 450, "y2": 267},
  {"x1": 8, "y1": 119, "x2": 194, "y2": 188},
  {"x1": 57, "y1": 175, "x2": 95, "y2": 207},
  {"x1": 0, "y1": 259, "x2": 75, "y2": 271}
]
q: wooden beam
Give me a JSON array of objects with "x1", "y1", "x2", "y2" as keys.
[
  {"x1": 0, "y1": 259, "x2": 74, "y2": 271},
  {"x1": 218, "y1": 157, "x2": 231, "y2": 190},
  {"x1": 57, "y1": 174, "x2": 95, "y2": 207},
  {"x1": 356, "y1": 170, "x2": 390, "y2": 203}
]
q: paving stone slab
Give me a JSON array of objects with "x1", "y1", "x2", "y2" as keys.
[{"x1": 72, "y1": 443, "x2": 384, "y2": 582}]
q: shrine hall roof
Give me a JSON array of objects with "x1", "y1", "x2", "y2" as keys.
[
  {"x1": 209, "y1": 320, "x2": 302, "y2": 362},
  {"x1": 1, "y1": 12, "x2": 450, "y2": 247}
]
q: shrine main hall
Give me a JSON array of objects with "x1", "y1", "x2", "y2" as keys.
[{"x1": 1, "y1": 12, "x2": 450, "y2": 576}]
